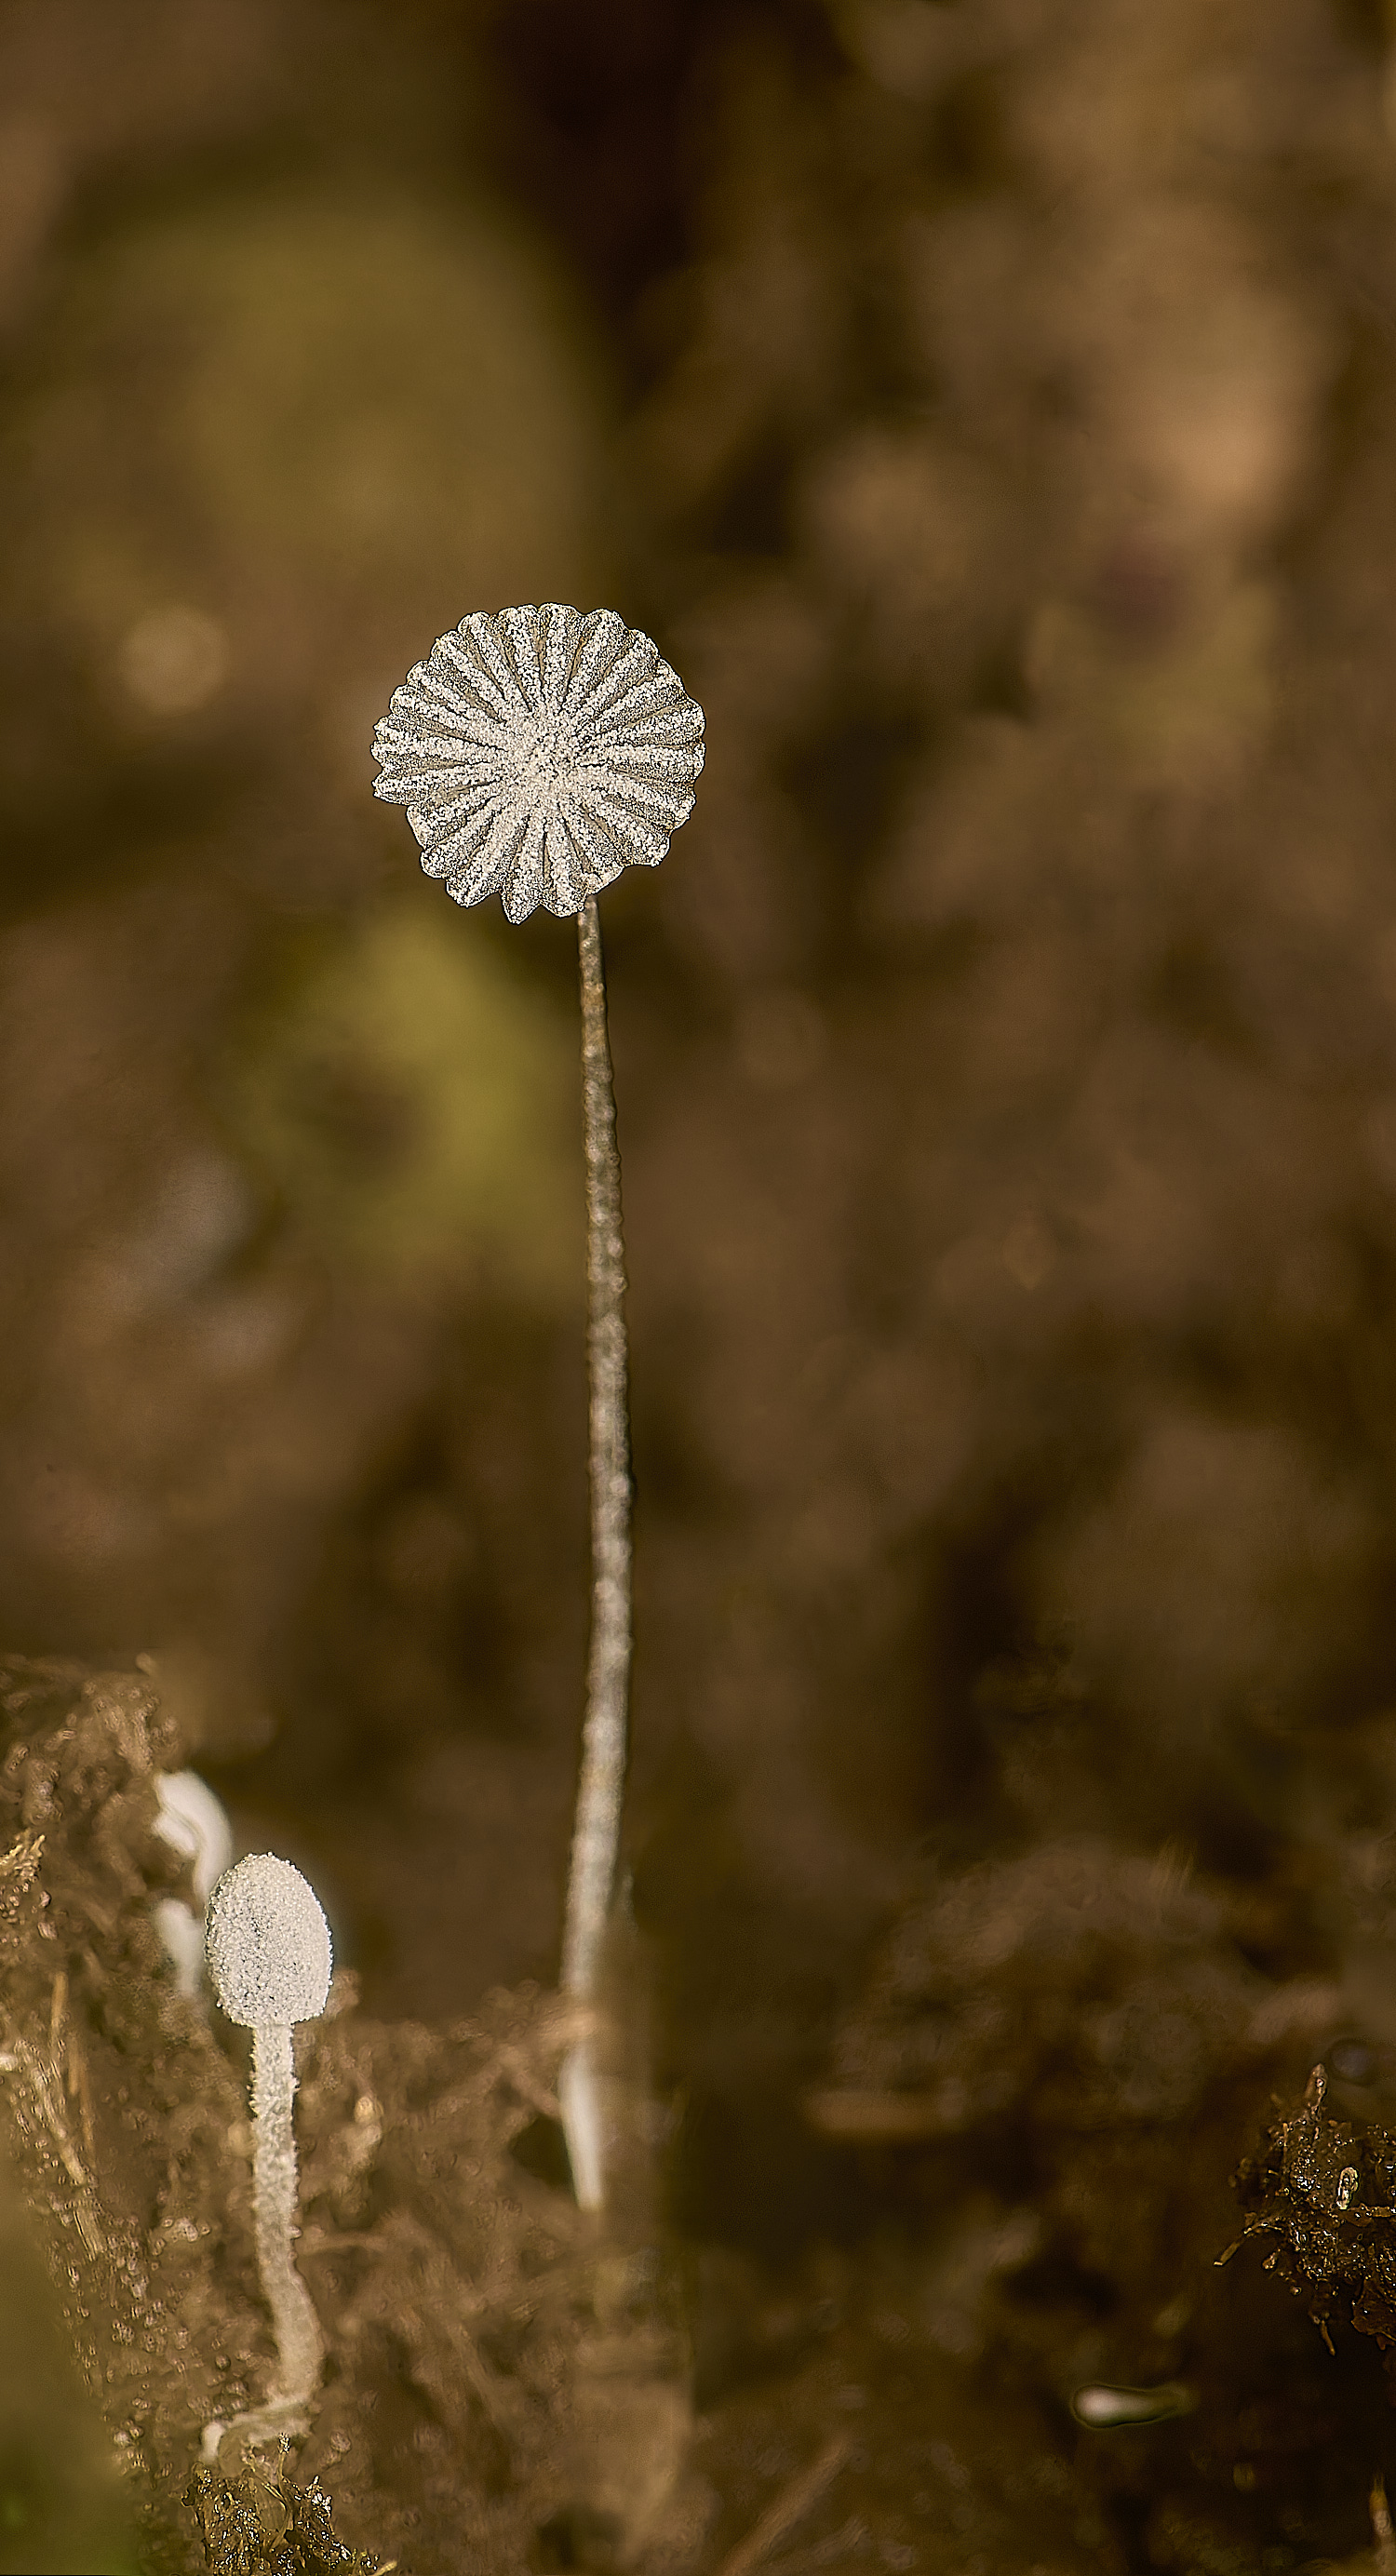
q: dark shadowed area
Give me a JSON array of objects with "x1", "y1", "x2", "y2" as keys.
[{"x1": 4, "y1": 1, "x2": 1396, "y2": 2569}]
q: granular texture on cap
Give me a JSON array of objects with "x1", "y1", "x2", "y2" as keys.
[{"x1": 205, "y1": 1852, "x2": 333, "y2": 2028}]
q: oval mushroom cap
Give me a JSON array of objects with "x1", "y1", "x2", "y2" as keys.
[{"x1": 206, "y1": 1852, "x2": 333, "y2": 2028}]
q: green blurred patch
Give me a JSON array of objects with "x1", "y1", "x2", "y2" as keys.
[
  {"x1": 0, "y1": 2158, "x2": 140, "y2": 2574},
  {"x1": 169, "y1": 192, "x2": 603, "y2": 595},
  {"x1": 225, "y1": 903, "x2": 580, "y2": 1292},
  {"x1": 4, "y1": 179, "x2": 608, "y2": 771}
]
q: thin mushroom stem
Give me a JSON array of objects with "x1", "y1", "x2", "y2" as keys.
[
  {"x1": 558, "y1": 894, "x2": 633, "y2": 2211},
  {"x1": 250, "y1": 2020, "x2": 324, "y2": 2411}
]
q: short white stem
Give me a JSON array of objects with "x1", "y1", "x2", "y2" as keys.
[{"x1": 251, "y1": 2021, "x2": 323, "y2": 2408}]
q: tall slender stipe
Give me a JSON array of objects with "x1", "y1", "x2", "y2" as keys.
[{"x1": 557, "y1": 896, "x2": 632, "y2": 2207}]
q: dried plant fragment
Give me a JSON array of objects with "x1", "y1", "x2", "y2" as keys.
[{"x1": 1221, "y1": 2063, "x2": 1396, "y2": 2380}]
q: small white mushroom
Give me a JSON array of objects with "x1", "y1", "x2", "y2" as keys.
[
  {"x1": 151, "y1": 1769, "x2": 234, "y2": 1997},
  {"x1": 204, "y1": 1853, "x2": 332, "y2": 2449}
]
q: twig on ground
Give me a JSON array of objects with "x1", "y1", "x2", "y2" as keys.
[{"x1": 716, "y1": 2435, "x2": 853, "y2": 2576}]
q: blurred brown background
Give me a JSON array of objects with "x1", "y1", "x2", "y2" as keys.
[{"x1": 4, "y1": 0, "x2": 1396, "y2": 2305}]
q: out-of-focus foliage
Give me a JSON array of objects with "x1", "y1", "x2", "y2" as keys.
[
  {"x1": 224, "y1": 903, "x2": 578, "y2": 1288},
  {"x1": 9, "y1": 186, "x2": 605, "y2": 666},
  {"x1": 619, "y1": 0, "x2": 1396, "y2": 1933},
  {"x1": 0, "y1": 170, "x2": 609, "y2": 910}
]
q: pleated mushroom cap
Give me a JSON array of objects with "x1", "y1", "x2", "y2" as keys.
[{"x1": 371, "y1": 603, "x2": 705, "y2": 923}]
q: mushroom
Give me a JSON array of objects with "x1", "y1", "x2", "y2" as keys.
[{"x1": 204, "y1": 1852, "x2": 332, "y2": 2451}]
